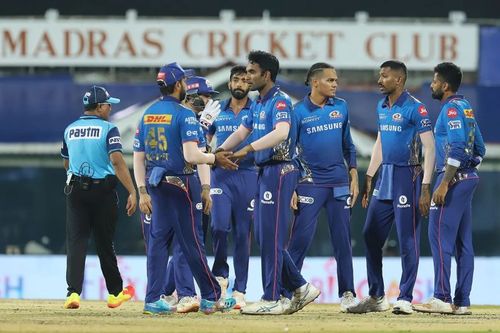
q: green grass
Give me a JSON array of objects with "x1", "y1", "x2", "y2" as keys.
[{"x1": 0, "y1": 300, "x2": 499, "y2": 333}]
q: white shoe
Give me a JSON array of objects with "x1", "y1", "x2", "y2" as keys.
[
  {"x1": 285, "y1": 283, "x2": 321, "y2": 314},
  {"x1": 452, "y1": 305, "x2": 472, "y2": 315},
  {"x1": 232, "y1": 290, "x2": 247, "y2": 309},
  {"x1": 392, "y1": 299, "x2": 413, "y2": 315},
  {"x1": 340, "y1": 291, "x2": 359, "y2": 313},
  {"x1": 216, "y1": 276, "x2": 229, "y2": 298},
  {"x1": 347, "y1": 296, "x2": 390, "y2": 313},
  {"x1": 412, "y1": 298, "x2": 453, "y2": 314},
  {"x1": 176, "y1": 296, "x2": 200, "y2": 313},
  {"x1": 240, "y1": 299, "x2": 286, "y2": 315},
  {"x1": 160, "y1": 294, "x2": 178, "y2": 307}
]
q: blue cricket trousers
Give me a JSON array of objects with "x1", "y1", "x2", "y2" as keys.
[
  {"x1": 254, "y1": 162, "x2": 306, "y2": 301},
  {"x1": 363, "y1": 165, "x2": 422, "y2": 302},
  {"x1": 145, "y1": 174, "x2": 221, "y2": 303},
  {"x1": 210, "y1": 167, "x2": 257, "y2": 293},
  {"x1": 429, "y1": 171, "x2": 479, "y2": 307},
  {"x1": 288, "y1": 184, "x2": 355, "y2": 297}
]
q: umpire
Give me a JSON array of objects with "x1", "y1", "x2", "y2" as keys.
[{"x1": 61, "y1": 85, "x2": 137, "y2": 309}]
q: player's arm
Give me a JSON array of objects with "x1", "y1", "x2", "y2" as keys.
[
  {"x1": 110, "y1": 151, "x2": 137, "y2": 216},
  {"x1": 133, "y1": 151, "x2": 152, "y2": 215},
  {"x1": 197, "y1": 156, "x2": 212, "y2": 215},
  {"x1": 219, "y1": 124, "x2": 252, "y2": 151},
  {"x1": 232, "y1": 122, "x2": 290, "y2": 159},
  {"x1": 342, "y1": 110, "x2": 359, "y2": 207},
  {"x1": 63, "y1": 159, "x2": 69, "y2": 170},
  {"x1": 183, "y1": 141, "x2": 237, "y2": 170},
  {"x1": 419, "y1": 131, "x2": 435, "y2": 217},
  {"x1": 362, "y1": 131, "x2": 382, "y2": 208},
  {"x1": 61, "y1": 138, "x2": 69, "y2": 170}
]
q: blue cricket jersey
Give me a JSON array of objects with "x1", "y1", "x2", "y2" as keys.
[
  {"x1": 434, "y1": 95, "x2": 486, "y2": 172},
  {"x1": 294, "y1": 95, "x2": 356, "y2": 185},
  {"x1": 61, "y1": 115, "x2": 122, "y2": 179},
  {"x1": 377, "y1": 90, "x2": 432, "y2": 166},
  {"x1": 133, "y1": 96, "x2": 203, "y2": 176},
  {"x1": 208, "y1": 98, "x2": 256, "y2": 170},
  {"x1": 241, "y1": 86, "x2": 297, "y2": 166}
]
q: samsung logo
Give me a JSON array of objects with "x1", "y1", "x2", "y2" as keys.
[{"x1": 306, "y1": 122, "x2": 342, "y2": 134}]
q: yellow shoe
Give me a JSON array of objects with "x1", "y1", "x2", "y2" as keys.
[
  {"x1": 64, "y1": 293, "x2": 80, "y2": 309},
  {"x1": 107, "y1": 285, "x2": 135, "y2": 308}
]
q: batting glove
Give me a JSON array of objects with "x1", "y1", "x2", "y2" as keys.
[{"x1": 199, "y1": 99, "x2": 221, "y2": 130}]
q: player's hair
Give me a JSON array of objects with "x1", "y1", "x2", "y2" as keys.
[
  {"x1": 305, "y1": 62, "x2": 335, "y2": 86},
  {"x1": 159, "y1": 83, "x2": 176, "y2": 96},
  {"x1": 230, "y1": 65, "x2": 247, "y2": 80},
  {"x1": 84, "y1": 103, "x2": 98, "y2": 111},
  {"x1": 380, "y1": 60, "x2": 407, "y2": 83},
  {"x1": 248, "y1": 50, "x2": 280, "y2": 82},
  {"x1": 434, "y1": 62, "x2": 462, "y2": 92}
]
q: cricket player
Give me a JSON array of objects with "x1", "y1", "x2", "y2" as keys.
[
  {"x1": 287, "y1": 62, "x2": 359, "y2": 312},
  {"x1": 413, "y1": 62, "x2": 485, "y2": 315},
  {"x1": 218, "y1": 51, "x2": 320, "y2": 315},
  {"x1": 348, "y1": 60, "x2": 435, "y2": 315},
  {"x1": 206, "y1": 65, "x2": 257, "y2": 308},
  {"x1": 133, "y1": 62, "x2": 236, "y2": 315}
]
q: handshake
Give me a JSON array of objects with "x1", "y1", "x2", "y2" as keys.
[
  {"x1": 212, "y1": 145, "x2": 255, "y2": 171},
  {"x1": 199, "y1": 99, "x2": 221, "y2": 130}
]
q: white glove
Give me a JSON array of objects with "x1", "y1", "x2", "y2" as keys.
[{"x1": 199, "y1": 99, "x2": 221, "y2": 130}]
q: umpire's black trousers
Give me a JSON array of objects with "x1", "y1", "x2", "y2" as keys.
[{"x1": 65, "y1": 180, "x2": 123, "y2": 296}]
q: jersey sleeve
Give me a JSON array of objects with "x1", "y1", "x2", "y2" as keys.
[
  {"x1": 444, "y1": 106, "x2": 468, "y2": 167},
  {"x1": 272, "y1": 98, "x2": 292, "y2": 128},
  {"x1": 342, "y1": 104, "x2": 357, "y2": 169},
  {"x1": 241, "y1": 108, "x2": 254, "y2": 130},
  {"x1": 180, "y1": 112, "x2": 201, "y2": 143},
  {"x1": 411, "y1": 103, "x2": 432, "y2": 133},
  {"x1": 106, "y1": 126, "x2": 123, "y2": 154},
  {"x1": 133, "y1": 120, "x2": 145, "y2": 152},
  {"x1": 61, "y1": 135, "x2": 69, "y2": 159}
]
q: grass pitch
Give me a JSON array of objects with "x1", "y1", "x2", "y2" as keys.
[{"x1": 0, "y1": 300, "x2": 499, "y2": 333}]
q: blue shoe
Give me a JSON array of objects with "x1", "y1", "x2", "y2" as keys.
[
  {"x1": 200, "y1": 297, "x2": 236, "y2": 315},
  {"x1": 143, "y1": 298, "x2": 176, "y2": 315}
]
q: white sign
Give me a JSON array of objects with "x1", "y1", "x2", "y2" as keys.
[
  {"x1": 0, "y1": 18, "x2": 478, "y2": 69},
  {"x1": 0, "y1": 255, "x2": 498, "y2": 305}
]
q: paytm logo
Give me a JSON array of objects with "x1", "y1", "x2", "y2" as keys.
[{"x1": 68, "y1": 126, "x2": 101, "y2": 140}]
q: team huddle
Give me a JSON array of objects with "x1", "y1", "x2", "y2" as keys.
[{"x1": 61, "y1": 50, "x2": 485, "y2": 316}]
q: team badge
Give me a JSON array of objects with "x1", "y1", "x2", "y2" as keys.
[
  {"x1": 392, "y1": 113, "x2": 403, "y2": 121},
  {"x1": 329, "y1": 110, "x2": 342, "y2": 119}
]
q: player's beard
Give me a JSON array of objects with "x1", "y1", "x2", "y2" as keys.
[
  {"x1": 230, "y1": 88, "x2": 248, "y2": 100},
  {"x1": 431, "y1": 87, "x2": 444, "y2": 100},
  {"x1": 179, "y1": 86, "x2": 187, "y2": 102}
]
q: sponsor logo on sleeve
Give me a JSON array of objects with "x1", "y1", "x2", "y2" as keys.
[
  {"x1": 421, "y1": 119, "x2": 431, "y2": 127},
  {"x1": 418, "y1": 105, "x2": 428, "y2": 116},
  {"x1": 186, "y1": 130, "x2": 198, "y2": 136},
  {"x1": 464, "y1": 109, "x2": 474, "y2": 119},
  {"x1": 144, "y1": 114, "x2": 172, "y2": 124},
  {"x1": 448, "y1": 120, "x2": 462, "y2": 130},
  {"x1": 276, "y1": 111, "x2": 289, "y2": 120},
  {"x1": 185, "y1": 117, "x2": 198, "y2": 125},
  {"x1": 276, "y1": 101, "x2": 287, "y2": 110},
  {"x1": 447, "y1": 108, "x2": 458, "y2": 119},
  {"x1": 133, "y1": 139, "x2": 141, "y2": 148},
  {"x1": 108, "y1": 136, "x2": 121, "y2": 145}
]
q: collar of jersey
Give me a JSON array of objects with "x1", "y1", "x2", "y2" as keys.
[
  {"x1": 161, "y1": 95, "x2": 181, "y2": 103},
  {"x1": 443, "y1": 94, "x2": 464, "y2": 105},
  {"x1": 79, "y1": 115, "x2": 100, "y2": 120},
  {"x1": 257, "y1": 85, "x2": 279, "y2": 103},
  {"x1": 304, "y1": 95, "x2": 335, "y2": 111},
  {"x1": 382, "y1": 90, "x2": 410, "y2": 108},
  {"x1": 221, "y1": 97, "x2": 252, "y2": 112}
]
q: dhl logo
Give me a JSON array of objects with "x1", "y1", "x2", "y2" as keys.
[
  {"x1": 144, "y1": 114, "x2": 172, "y2": 124},
  {"x1": 464, "y1": 109, "x2": 474, "y2": 119}
]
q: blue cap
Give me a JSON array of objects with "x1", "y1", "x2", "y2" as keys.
[
  {"x1": 157, "y1": 62, "x2": 186, "y2": 85},
  {"x1": 82, "y1": 86, "x2": 120, "y2": 105},
  {"x1": 186, "y1": 76, "x2": 219, "y2": 95}
]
